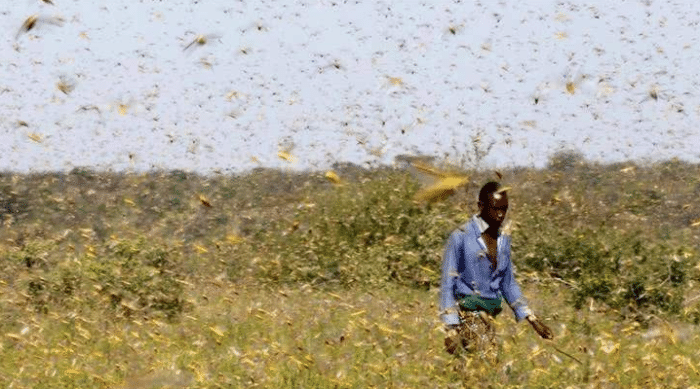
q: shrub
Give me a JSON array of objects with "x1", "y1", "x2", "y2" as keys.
[
  {"x1": 89, "y1": 237, "x2": 187, "y2": 320},
  {"x1": 547, "y1": 149, "x2": 585, "y2": 171},
  {"x1": 8, "y1": 237, "x2": 188, "y2": 319},
  {"x1": 515, "y1": 226, "x2": 696, "y2": 320},
  {"x1": 251, "y1": 172, "x2": 453, "y2": 288}
]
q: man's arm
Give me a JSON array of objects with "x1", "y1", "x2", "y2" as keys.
[
  {"x1": 500, "y1": 238, "x2": 553, "y2": 339},
  {"x1": 440, "y1": 231, "x2": 464, "y2": 326},
  {"x1": 499, "y1": 237, "x2": 531, "y2": 321}
]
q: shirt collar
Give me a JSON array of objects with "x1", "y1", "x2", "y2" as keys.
[{"x1": 472, "y1": 214, "x2": 490, "y2": 234}]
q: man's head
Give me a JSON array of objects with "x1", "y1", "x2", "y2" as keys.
[{"x1": 478, "y1": 181, "x2": 509, "y2": 229}]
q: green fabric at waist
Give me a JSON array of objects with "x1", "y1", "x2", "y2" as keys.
[{"x1": 457, "y1": 295, "x2": 503, "y2": 317}]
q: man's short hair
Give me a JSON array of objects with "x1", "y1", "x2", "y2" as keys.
[{"x1": 478, "y1": 181, "x2": 503, "y2": 205}]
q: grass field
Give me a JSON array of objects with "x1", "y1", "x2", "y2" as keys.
[{"x1": 1, "y1": 155, "x2": 699, "y2": 388}]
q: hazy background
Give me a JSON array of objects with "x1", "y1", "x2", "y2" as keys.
[{"x1": 2, "y1": 0, "x2": 699, "y2": 174}]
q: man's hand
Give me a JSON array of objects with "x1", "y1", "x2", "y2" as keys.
[{"x1": 527, "y1": 315, "x2": 553, "y2": 339}]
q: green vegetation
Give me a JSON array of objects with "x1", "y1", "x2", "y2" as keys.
[{"x1": 1, "y1": 157, "x2": 699, "y2": 387}]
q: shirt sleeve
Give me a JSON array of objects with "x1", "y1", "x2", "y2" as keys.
[
  {"x1": 440, "y1": 231, "x2": 464, "y2": 326},
  {"x1": 499, "y1": 238, "x2": 532, "y2": 321}
]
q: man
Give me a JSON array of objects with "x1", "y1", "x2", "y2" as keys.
[{"x1": 440, "y1": 181, "x2": 552, "y2": 356}]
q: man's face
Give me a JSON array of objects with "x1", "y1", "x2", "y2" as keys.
[{"x1": 479, "y1": 192, "x2": 509, "y2": 229}]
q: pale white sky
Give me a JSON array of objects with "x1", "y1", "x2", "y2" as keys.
[{"x1": 1, "y1": 0, "x2": 699, "y2": 174}]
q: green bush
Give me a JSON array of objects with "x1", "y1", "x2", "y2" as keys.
[
  {"x1": 89, "y1": 237, "x2": 187, "y2": 320},
  {"x1": 2, "y1": 160, "x2": 700, "y2": 324},
  {"x1": 251, "y1": 172, "x2": 452, "y2": 288},
  {"x1": 8, "y1": 237, "x2": 187, "y2": 319},
  {"x1": 515, "y1": 226, "x2": 696, "y2": 320}
]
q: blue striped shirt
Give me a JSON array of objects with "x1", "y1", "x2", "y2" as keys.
[{"x1": 440, "y1": 215, "x2": 531, "y2": 325}]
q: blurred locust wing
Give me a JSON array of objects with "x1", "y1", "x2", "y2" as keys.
[
  {"x1": 17, "y1": 15, "x2": 39, "y2": 37},
  {"x1": 183, "y1": 33, "x2": 221, "y2": 51},
  {"x1": 324, "y1": 170, "x2": 343, "y2": 185},
  {"x1": 17, "y1": 14, "x2": 64, "y2": 38},
  {"x1": 183, "y1": 35, "x2": 206, "y2": 50},
  {"x1": 410, "y1": 162, "x2": 469, "y2": 202},
  {"x1": 410, "y1": 161, "x2": 449, "y2": 180},
  {"x1": 197, "y1": 194, "x2": 212, "y2": 208},
  {"x1": 277, "y1": 151, "x2": 296, "y2": 163},
  {"x1": 414, "y1": 175, "x2": 469, "y2": 202}
]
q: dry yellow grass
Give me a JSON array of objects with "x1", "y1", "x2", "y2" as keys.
[
  {"x1": 2, "y1": 278, "x2": 698, "y2": 388},
  {"x1": 1, "y1": 160, "x2": 699, "y2": 387}
]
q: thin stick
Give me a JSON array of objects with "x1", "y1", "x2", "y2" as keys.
[
  {"x1": 546, "y1": 341, "x2": 583, "y2": 364},
  {"x1": 683, "y1": 293, "x2": 700, "y2": 307}
]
